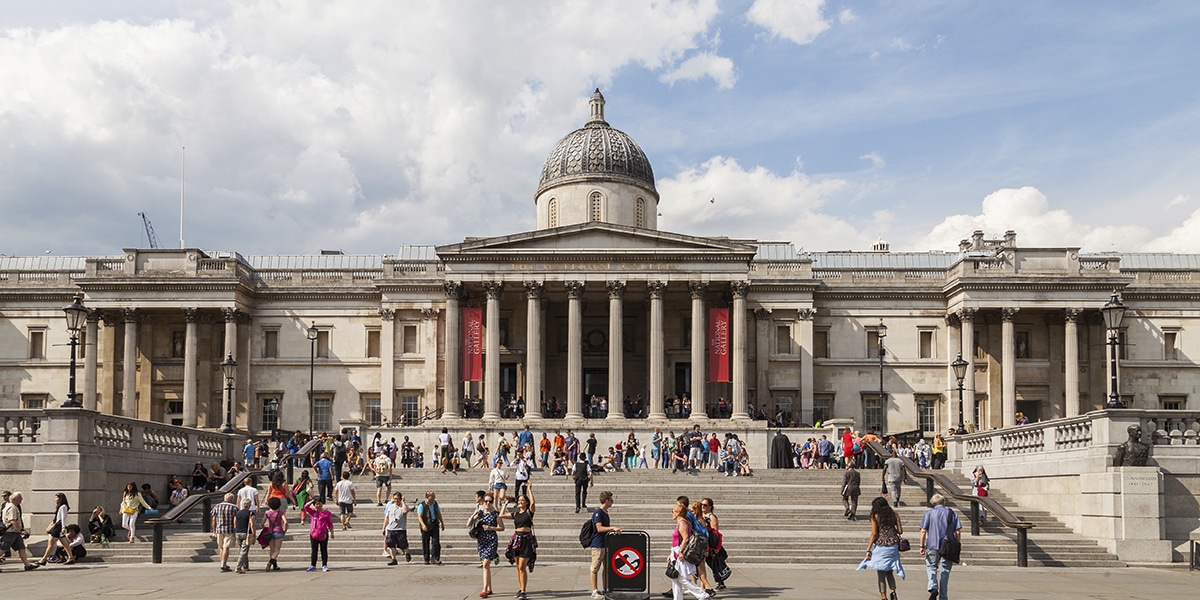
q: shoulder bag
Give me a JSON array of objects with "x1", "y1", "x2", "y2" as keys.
[{"x1": 940, "y1": 509, "x2": 962, "y2": 564}]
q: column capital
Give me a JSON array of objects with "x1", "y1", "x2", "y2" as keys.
[
  {"x1": 379, "y1": 308, "x2": 396, "y2": 322},
  {"x1": 221, "y1": 307, "x2": 240, "y2": 323},
  {"x1": 86, "y1": 309, "x2": 103, "y2": 324},
  {"x1": 606, "y1": 280, "x2": 626, "y2": 300},
  {"x1": 524, "y1": 280, "x2": 544, "y2": 300},
  {"x1": 1001, "y1": 307, "x2": 1019, "y2": 322},
  {"x1": 798, "y1": 308, "x2": 816, "y2": 321},
  {"x1": 421, "y1": 308, "x2": 440, "y2": 320},
  {"x1": 945, "y1": 312, "x2": 960, "y2": 327},
  {"x1": 754, "y1": 307, "x2": 771, "y2": 319},
  {"x1": 647, "y1": 280, "x2": 667, "y2": 299},
  {"x1": 483, "y1": 281, "x2": 504, "y2": 299},
  {"x1": 443, "y1": 280, "x2": 463, "y2": 300},
  {"x1": 958, "y1": 307, "x2": 977, "y2": 322},
  {"x1": 565, "y1": 280, "x2": 586, "y2": 299},
  {"x1": 183, "y1": 308, "x2": 200, "y2": 323},
  {"x1": 731, "y1": 280, "x2": 750, "y2": 299},
  {"x1": 688, "y1": 281, "x2": 708, "y2": 299},
  {"x1": 1064, "y1": 307, "x2": 1082, "y2": 323},
  {"x1": 121, "y1": 308, "x2": 139, "y2": 323}
]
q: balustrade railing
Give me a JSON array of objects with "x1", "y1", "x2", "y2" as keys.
[
  {"x1": 0, "y1": 410, "x2": 42, "y2": 442},
  {"x1": 953, "y1": 410, "x2": 1200, "y2": 462}
]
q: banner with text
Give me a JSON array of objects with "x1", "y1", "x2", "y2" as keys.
[
  {"x1": 462, "y1": 307, "x2": 483, "y2": 382},
  {"x1": 709, "y1": 307, "x2": 730, "y2": 383}
]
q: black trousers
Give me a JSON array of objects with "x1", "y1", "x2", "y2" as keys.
[
  {"x1": 574, "y1": 480, "x2": 589, "y2": 510},
  {"x1": 317, "y1": 479, "x2": 334, "y2": 503},
  {"x1": 310, "y1": 537, "x2": 328, "y2": 566},
  {"x1": 421, "y1": 527, "x2": 441, "y2": 561}
]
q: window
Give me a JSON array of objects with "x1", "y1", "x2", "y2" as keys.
[
  {"x1": 1015, "y1": 331, "x2": 1030, "y2": 359},
  {"x1": 28, "y1": 329, "x2": 46, "y2": 360},
  {"x1": 260, "y1": 396, "x2": 281, "y2": 432},
  {"x1": 863, "y1": 394, "x2": 886, "y2": 433},
  {"x1": 776, "y1": 324, "x2": 791, "y2": 354},
  {"x1": 366, "y1": 329, "x2": 380, "y2": 358},
  {"x1": 773, "y1": 396, "x2": 794, "y2": 425},
  {"x1": 919, "y1": 330, "x2": 935, "y2": 359},
  {"x1": 1160, "y1": 395, "x2": 1185, "y2": 410},
  {"x1": 499, "y1": 317, "x2": 510, "y2": 348},
  {"x1": 917, "y1": 395, "x2": 939, "y2": 433},
  {"x1": 263, "y1": 329, "x2": 279, "y2": 358},
  {"x1": 813, "y1": 394, "x2": 834, "y2": 425},
  {"x1": 316, "y1": 330, "x2": 330, "y2": 358},
  {"x1": 363, "y1": 394, "x2": 382, "y2": 427},
  {"x1": 402, "y1": 324, "x2": 418, "y2": 354},
  {"x1": 398, "y1": 393, "x2": 419, "y2": 426},
  {"x1": 79, "y1": 329, "x2": 87, "y2": 359},
  {"x1": 313, "y1": 396, "x2": 333, "y2": 432},
  {"x1": 589, "y1": 191, "x2": 603, "y2": 221},
  {"x1": 21, "y1": 393, "x2": 48, "y2": 409},
  {"x1": 681, "y1": 316, "x2": 692, "y2": 348},
  {"x1": 813, "y1": 329, "x2": 829, "y2": 359},
  {"x1": 548, "y1": 198, "x2": 558, "y2": 228},
  {"x1": 867, "y1": 330, "x2": 882, "y2": 359},
  {"x1": 974, "y1": 331, "x2": 986, "y2": 360},
  {"x1": 1164, "y1": 330, "x2": 1179, "y2": 360},
  {"x1": 1117, "y1": 328, "x2": 1128, "y2": 360},
  {"x1": 167, "y1": 401, "x2": 184, "y2": 426},
  {"x1": 636, "y1": 197, "x2": 645, "y2": 227}
]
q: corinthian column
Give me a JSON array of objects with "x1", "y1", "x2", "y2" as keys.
[
  {"x1": 121, "y1": 308, "x2": 138, "y2": 418},
  {"x1": 83, "y1": 311, "x2": 100, "y2": 411},
  {"x1": 607, "y1": 280, "x2": 626, "y2": 420},
  {"x1": 1064, "y1": 308, "x2": 1081, "y2": 417},
  {"x1": 799, "y1": 308, "x2": 815, "y2": 423},
  {"x1": 648, "y1": 281, "x2": 666, "y2": 419},
  {"x1": 182, "y1": 308, "x2": 199, "y2": 427},
  {"x1": 1002, "y1": 308, "x2": 1019, "y2": 427},
  {"x1": 689, "y1": 281, "x2": 707, "y2": 420},
  {"x1": 524, "y1": 281, "x2": 544, "y2": 416},
  {"x1": 380, "y1": 309, "x2": 397, "y2": 421},
  {"x1": 443, "y1": 282, "x2": 462, "y2": 419},
  {"x1": 960, "y1": 308, "x2": 976, "y2": 428},
  {"x1": 566, "y1": 281, "x2": 585, "y2": 419},
  {"x1": 731, "y1": 281, "x2": 749, "y2": 421},
  {"x1": 483, "y1": 281, "x2": 504, "y2": 420}
]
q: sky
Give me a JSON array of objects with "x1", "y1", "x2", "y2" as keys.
[{"x1": 2, "y1": 0, "x2": 1199, "y2": 257}]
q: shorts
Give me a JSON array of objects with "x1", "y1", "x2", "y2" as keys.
[
  {"x1": 271, "y1": 531, "x2": 286, "y2": 540},
  {"x1": 385, "y1": 529, "x2": 409, "y2": 550},
  {"x1": 492, "y1": 483, "x2": 507, "y2": 490},
  {"x1": 2, "y1": 533, "x2": 27, "y2": 551},
  {"x1": 590, "y1": 547, "x2": 605, "y2": 573},
  {"x1": 376, "y1": 475, "x2": 391, "y2": 488},
  {"x1": 339, "y1": 502, "x2": 354, "y2": 516},
  {"x1": 216, "y1": 533, "x2": 236, "y2": 550}
]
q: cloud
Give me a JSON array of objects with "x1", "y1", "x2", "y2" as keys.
[
  {"x1": 1141, "y1": 207, "x2": 1200, "y2": 253},
  {"x1": 838, "y1": 9, "x2": 856, "y2": 24},
  {"x1": 1167, "y1": 193, "x2": 1191, "y2": 209},
  {"x1": 660, "y1": 52, "x2": 738, "y2": 89},
  {"x1": 747, "y1": 0, "x2": 831, "y2": 46},
  {"x1": 859, "y1": 151, "x2": 886, "y2": 168}
]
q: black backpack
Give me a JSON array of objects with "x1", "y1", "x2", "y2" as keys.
[
  {"x1": 579, "y1": 511, "x2": 597, "y2": 548},
  {"x1": 573, "y1": 460, "x2": 590, "y2": 482}
]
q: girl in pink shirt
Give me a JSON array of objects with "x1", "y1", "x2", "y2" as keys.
[{"x1": 302, "y1": 498, "x2": 335, "y2": 572}]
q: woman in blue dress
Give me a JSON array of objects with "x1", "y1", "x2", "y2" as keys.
[
  {"x1": 857, "y1": 496, "x2": 905, "y2": 600},
  {"x1": 470, "y1": 492, "x2": 504, "y2": 598}
]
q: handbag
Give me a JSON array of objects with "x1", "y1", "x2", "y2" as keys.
[
  {"x1": 898, "y1": 538, "x2": 911, "y2": 552},
  {"x1": 468, "y1": 517, "x2": 483, "y2": 540},
  {"x1": 977, "y1": 486, "x2": 989, "y2": 497},
  {"x1": 121, "y1": 506, "x2": 137, "y2": 515},
  {"x1": 47, "y1": 521, "x2": 63, "y2": 538},
  {"x1": 664, "y1": 559, "x2": 679, "y2": 579},
  {"x1": 940, "y1": 509, "x2": 962, "y2": 564},
  {"x1": 256, "y1": 527, "x2": 272, "y2": 548},
  {"x1": 680, "y1": 530, "x2": 708, "y2": 566}
]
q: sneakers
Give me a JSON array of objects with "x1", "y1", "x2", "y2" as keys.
[
  {"x1": 388, "y1": 559, "x2": 398, "y2": 566},
  {"x1": 306, "y1": 566, "x2": 316, "y2": 572},
  {"x1": 220, "y1": 565, "x2": 232, "y2": 572},
  {"x1": 322, "y1": 565, "x2": 329, "y2": 572},
  {"x1": 381, "y1": 551, "x2": 391, "y2": 557},
  {"x1": 235, "y1": 567, "x2": 245, "y2": 574},
  {"x1": 591, "y1": 590, "x2": 605, "y2": 598},
  {"x1": 25, "y1": 564, "x2": 39, "y2": 571},
  {"x1": 405, "y1": 552, "x2": 412, "y2": 563}
]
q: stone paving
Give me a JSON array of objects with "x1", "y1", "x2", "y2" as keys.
[{"x1": 0, "y1": 560, "x2": 1193, "y2": 599}]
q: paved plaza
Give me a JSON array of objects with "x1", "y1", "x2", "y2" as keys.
[{"x1": 0, "y1": 560, "x2": 1192, "y2": 599}]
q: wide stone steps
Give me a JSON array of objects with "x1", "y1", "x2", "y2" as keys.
[{"x1": 87, "y1": 467, "x2": 1122, "y2": 568}]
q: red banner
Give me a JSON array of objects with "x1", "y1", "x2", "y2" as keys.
[
  {"x1": 462, "y1": 308, "x2": 483, "y2": 382},
  {"x1": 709, "y1": 308, "x2": 730, "y2": 383}
]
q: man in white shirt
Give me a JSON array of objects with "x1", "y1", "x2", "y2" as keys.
[
  {"x1": 381, "y1": 492, "x2": 412, "y2": 565},
  {"x1": 236, "y1": 477, "x2": 260, "y2": 513},
  {"x1": 334, "y1": 472, "x2": 357, "y2": 530}
]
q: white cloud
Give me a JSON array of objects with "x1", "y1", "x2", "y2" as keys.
[
  {"x1": 1141, "y1": 207, "x2": 1200, "y2": 253},
  {"x1": 660, "y1": 52, "x2": 738, "y2": 89},
  {"x1": 747, "y1": 0, "x2": 831, "y2": 46},
  {"x1": 1167, "y1": 193, "x2": 1191, "y2": 209},
  {"x1": 859, "y1": 151, "x2": 886, "y2": 168},
  {"x1": 838, "y1": 9, "x2": 856, "y2": 24}
]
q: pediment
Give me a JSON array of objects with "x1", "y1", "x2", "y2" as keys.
[{"x1": 436, "y1": 223, "x2": 756, "y2": 260}]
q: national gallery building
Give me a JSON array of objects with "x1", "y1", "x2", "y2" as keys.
[{"x1": 3, "y1": 91, "x2": 1199, "y2": 437}]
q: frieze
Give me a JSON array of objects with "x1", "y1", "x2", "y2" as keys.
[{"x1": 504, "y1": 261, "x2": 684, "y2": 272}]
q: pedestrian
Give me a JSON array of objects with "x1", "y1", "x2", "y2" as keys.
[
  {"x1": 588, "y1": 491, "x2": 622, "y2": 598},
  {"x1": 462, "y1": 432, "x2": 476, "y2": 468},
  {"x1": 372, "y1": 452, "x2": 393, "y2": 506},
  {"x1": 475, "y1": 437, "x2": 491, "y2": 469},
  {"x1": 667, "y1": 501, "x2": 710, "y2": 600},
  {"x1": 843, "y1": 464, "x2": 862, "y2": 521},
  {"x1": 417, "y1": 490, "x2": 444, "y2": 565},
  {"x1": 329, "y1": 471, "x2": 355, "y2": 530},
  {"x1": 931, "y1": 434, "x2": 947, "y2": 470},
  {"x1": 205, "y1": 492, "x2": 238, "y2": 572},
  {"x1": 233, "y1": 497, "x2": 255, "y2": 573},
  {"x1": 573, "y1": 453, "x2": 593, "y2": 513},
  {"x1": 513, "y1": 449, "x2": 531, "y2": 500},
  {"x1": 500, "y1": 484, "x2": 538, "y2": 599},
  {"x1": 37, "y1": 492, "x2": 74, "y2": 565},
  {"x1": 261, "y1": 496, "x2": 287, "y2": 571},
  {"x1": 300, "y1": 497, "x2": 334, "y2": 572},
  {"x1": 650, "y1": 427, "x2": 663, "y2": 468},
  {"x1": 236, "y1": 476, "x2": 260, "y2": 518},
  {"x1": 857, "y1": 497, "x2": 905, "y2": 600},
  {"x1": 883, "y1": 453, "x2": 907, "y2": 507},
  {"x1": 0, "y1": 492, "x2": 39, "y2": 570},
  {"x1": 267, "y1": 472, "x2": 296, "y2": 512},
  {"x1": 382, "y1": 492, "x2": 412, "y2": 565},
  {"x1": 118, "y1": 481, "x2": 153, "y2": 543},
  {"x1": 489, "y1": 461, "x2": 509, "y2": 506},
  {"x1": 538, "y1": 433, "x2": 551, "y2": 469},
  {"x1": 699, "y1": 498, "x2": 728, "y2": 591},
  {"x1": 469, "y1": 491, "x2": 503, "y2": 598},
  {"x1": 971, "y1": 466, "x2": 990, "y2": 522},
  {"x1": 292, "y1": 471, "x2": 312, "y2": 514},
  {"x1": 495, "y1": 431, "x2": 511, "y2": 467},
  {"x1": 314, "y1": 453, "x2": 335, "y2": 503},
  {"x1": 689, "y1": 501, "x2": 716, "y2": 596},
  {"x1": 585, "y1": 433, "x2": 598, "y2": 466},
  {"x1": 919, "y1": 494, "x2": 962, "y2": 600},
  {"x1": 564, "y1": 430, "x2": 580, "y2": 463}
]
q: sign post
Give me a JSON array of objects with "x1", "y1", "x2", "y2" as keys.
[{"x1": 605, "y1": 530, "x2": 650, "y2": 600}]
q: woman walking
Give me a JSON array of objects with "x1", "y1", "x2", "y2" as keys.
[
  {"x1": 475, "y1": 437, "x2": 491, "y2": 469},
  {"x1": 856, "y1": 497, "x2": 906, "y2": 600},
  {"x1": 267, "y1": 472, "x2": 296, "y2": 512},
  {"x1": 972, "y1": 466, "x2": 990, "y2": 522},
  {"x1": 500, "y1": 484, "x2": 537, "y2": 599},
  {"x1": 512, "y1": 449, "x2": 531, "y2": 500},
  {"x1": 700, "y1": 497, "x2": 728, "y2": 591},
  {"x1": 689, "y1": 501, "x2": 716, "y2": 596},
  {"x1": 301, "y1": 498, "x2": 334, "y2": 572},
  {"x1": 119, "y1": 482, "x2": 152, "y2": 543},
  {"x1": 261, "y1": 496, "x2": 288, "y2": 571},
  {"x1": 489, "y1": 462, "x2": 509, "y2": 506},
  {"x1": 292, "y1": 470, "x2": 312, "y2": 513},
  {"x1": 38, "y1": 493, "x2": 74, "y2": 565},
  {"x1": 625, "y1": 433, "x2": 639, "y2": 470},
  {"x1": 668, "y1": 502, "x2": 710, "y2": 600},
  {"x1": 470, "y1": 492, "x2": 504, "y2": 598}
]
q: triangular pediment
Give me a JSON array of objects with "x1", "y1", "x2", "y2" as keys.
[{"x1": 436, "y1": 222, "x2": 756, "y2": 260}]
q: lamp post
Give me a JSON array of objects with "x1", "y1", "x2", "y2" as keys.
[
  {"x1": 307, "y1": 321, "x2": 319, "y2": 435},
  {"x1": 1101, "y1": 291, "x2": 1127, "y2": 409},
  {"x1": 220, "y1": 353, "x2": 237, "y2": 433},
  {"x1": 61, "y1": 296, "x2": 89, "y2": 408},
  {"x1": 877, "y1": 319, "x2": 887, "y2": 430},
  {"x1": 952, "y1": 354, "x2": 969, "y2": 435}
]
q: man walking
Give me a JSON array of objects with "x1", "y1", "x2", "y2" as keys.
[
  {"x1": 573, "y1": 453, "x2": 593, "y2": 513},
  {"x1": 314, "y1": 452, "x2": 335, "y2": 503},
  {"x1": 842, "y1": 464, "x2": 862, "y2": 520},
  {"x1": 237, "y1": 476, "x2": 259, "y2": 514},
  {"x1": 382, "y1": 492, "x2": 412, "y2": 565},
  {"x1": 920, "y1": 494, "x2": 962, "y2": 600},
  {"x1": 210, "y1": 492, "x2": 238, "y2": 572},
  {"x1": 334, "y1": 472, "x2": 357, "y2": 530},
  {"x1": 416, "y1": 490, "x2": 444, "y2": 565},
  {"x1": 883, "y1": 453, "x2": 908, "y2": 507},
  {"x1": 0, "y1": 492, "x2": 38, "y2": 570},
  {"x1": 588, "y1": 491, "x2": 622, "y2": 598}
]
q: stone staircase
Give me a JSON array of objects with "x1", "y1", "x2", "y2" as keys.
[{"x1": 87, "y1": 466, "x2": 1122, "y2": 568}]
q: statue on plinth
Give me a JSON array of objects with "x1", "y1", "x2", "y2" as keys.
[{"x1": 1113, "y1": 424, "x2": 1150, "y2": 467}]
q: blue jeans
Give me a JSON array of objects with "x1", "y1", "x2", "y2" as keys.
[{"x1": 925, "y1": 549, "x2": 952, "y2": 599}]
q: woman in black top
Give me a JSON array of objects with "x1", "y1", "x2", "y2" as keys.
[
  {"x1": 190, "y1": 462, "x2": 209, "y2": 492},
  {"x1": 500, "y1": 484, "x2": 537, "y2": 599},
  {"x1": 233, "y1": 498, "x2": 256, "y2": 573}
]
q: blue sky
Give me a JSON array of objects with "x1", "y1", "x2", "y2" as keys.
[{"x1": 1, "y1": 1, "x2": 1198, "y2": 256}]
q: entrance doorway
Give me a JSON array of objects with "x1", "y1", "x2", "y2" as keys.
[
  {"x1": 1015, "y1": 400, "x2": 1041, "y2": 423},
  {"x1": 674, "y1": 363, "x2": 691, "y2": 397}
]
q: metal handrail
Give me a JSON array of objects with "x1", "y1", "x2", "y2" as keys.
[
  {"x1": 145, "y1": 437, "x2": 325, "y2": 563},
  {"x1": 863, "y1": 439, "x2": 1036, "y2": 567}
]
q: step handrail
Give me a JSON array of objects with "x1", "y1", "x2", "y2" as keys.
[
  {"x1": 145, "y1": 436, "x2": 326, "y2": 563},
  {"x1": 862, "y1": 439, "x2": 1036, "y2": 567}
]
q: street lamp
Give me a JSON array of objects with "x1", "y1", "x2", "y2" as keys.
[
  {"x1": 220, "y1": 353, "x2": 237, "y2": 433},
  {"x1": 1101, "y1": 291, "x2": 1127, "y2": 409},
  {"x1": 61, "y1": 296, "x2": 88, "y2": 408},
  {"x1": 951, "y1": 354, "x2": 969, "y2": 435},
  {"x1": 307, "y1": 321, "x2": 319, "y2": 434},
  {"x1": 877, "y1": 319, "x2": 887, "y2": 430}
]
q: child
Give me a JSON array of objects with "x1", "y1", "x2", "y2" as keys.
[{"x1": 302, "y1": 498, "x2": 335, "y2": 572}]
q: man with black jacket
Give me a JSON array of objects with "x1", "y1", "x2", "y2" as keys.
[
  {"x1": 842, "y1": 465, "x2": 861, "y2": 521},
  {"x1": 573, "y1": 455, "x2": 593, "y2": 513}
]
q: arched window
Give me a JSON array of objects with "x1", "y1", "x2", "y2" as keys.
[
  {"x1": 590, "y1": 192, "x2": 603, "y2": 222},
  {"x1": 548, "y1": 198, "x2": 558, "y2": 227},
  {"x1": 636, "y1": 197, "x2": 645, "y2": 228}
]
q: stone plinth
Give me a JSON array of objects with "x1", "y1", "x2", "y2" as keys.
[{"x1": 1080, "y1": 466, "x2": 1174, "y2": 563}]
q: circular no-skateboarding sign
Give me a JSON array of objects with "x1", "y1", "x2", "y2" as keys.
[{"x1": 611, "y1": 547, "x2": 643, "y2": 579}]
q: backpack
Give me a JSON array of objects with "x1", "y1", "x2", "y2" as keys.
[
  {"x1": 573, "y1": 460, "x2": 590, "y2": 482},
  {"x1": 578, "y1": 516, "x2": 596, "y2": 548}
]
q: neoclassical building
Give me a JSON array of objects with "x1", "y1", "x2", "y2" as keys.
[{"x1": 3, "y1": 91, "x2": 1199, "y2": 436}]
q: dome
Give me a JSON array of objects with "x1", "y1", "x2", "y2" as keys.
[{"x1": 536, "y1": 90, "x2": 656, "y2": 197}]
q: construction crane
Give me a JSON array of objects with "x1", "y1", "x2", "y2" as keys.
[{"x1": 139, "y1": 212, "x2": 161, "y2": 249}]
